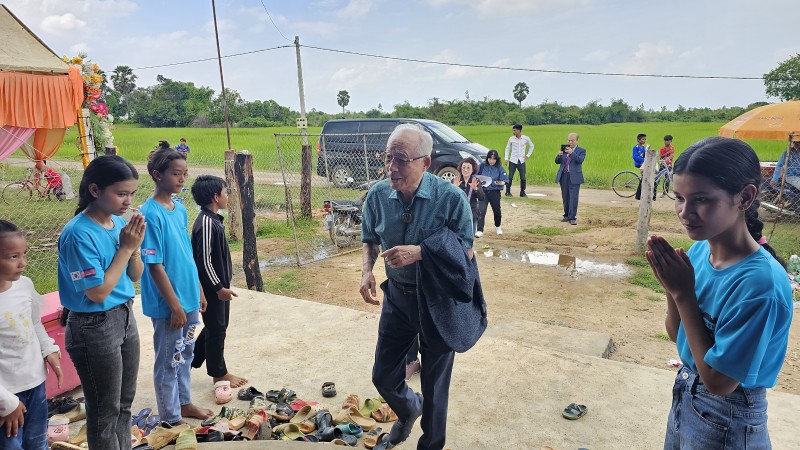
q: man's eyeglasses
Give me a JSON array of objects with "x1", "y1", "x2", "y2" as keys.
[{"x1": 384, "y1": 154, "x2": 425, "y2": 167}]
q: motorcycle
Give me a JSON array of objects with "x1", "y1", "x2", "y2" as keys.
[{"x1": 324, "y1": 170, "x2": 384, "y2": 248}]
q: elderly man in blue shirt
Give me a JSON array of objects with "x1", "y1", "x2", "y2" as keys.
[
  {"x1": 771, "y1": 135, "x2": 800, "y2": 190},
  {"x1": 360, "y1": 123, "x2": 474, "y2": 450}
]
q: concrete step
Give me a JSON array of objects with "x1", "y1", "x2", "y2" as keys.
[{"x1": 115, "y1": 289, "x2": 799, "y2": 449}]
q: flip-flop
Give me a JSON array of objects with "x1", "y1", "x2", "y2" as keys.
[
  {"x1": 561, "y1": 403, "x2": 588, "y2": 420},
  {"x1": 237, "y1": 386, "x2": 264, "y2": 401},
  {"x1": 363, "y1": 427, "x2": 383, "y2": 449},
  {"x1": 322, "y1": 381, "x2": 337, "y2": 398},
  {"x1": 371, "y1": 403, "x2": 398, "y2": 423},
  {"x1": 144, "y1": 415, "x2": 161, "y2": 436},
  {"x1": 173, "y1": 428, "x2": 197, "y2": 450},
  {"x1": 132, "y1": 407, "x2": 152, "y2": 429},
  {"x1": 359, "y1": 398, "x2": 382, "y2": 418},
  {"x1": 63, "y1": 402, "x2": 86, "y2": 423},
  {"x1": 341, "y1": 394, "x2": 360, "y2": 411},
  {"x1": 372, "y1": 432, "x2": 393, "y2": 450}
]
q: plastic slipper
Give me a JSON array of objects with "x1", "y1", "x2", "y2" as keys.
[
  {"x1": 359, "y1": 398, "x2": 382, "y2": 418},
  {"x1": 145, "y1": 423, "x2": 190, "y2": 450},
  {"x1": 561, "y1": 403, "x2": 588, "y2": 420},
  {"x1": 372, "y1": 432, "x2": 393, "y2": 450},
  {"x1": 131, "y1": 425, "x2": 145, "y2": 446},
  {"x1": 174, "y1": 428, "x2": 197, "y2": 450},
  {"x1": 336, "y1": 423, "x2": 363, "y2": 437},
  {"x1": 242, "y1": 410, "x2": 269, "y2": 440},
  {"x1": 249, "y1": 395, "x2": 267, "y2": 413},
  {"x1": 363, "y1": 427, "x2": 383, "y2": 449},
  {"x1": 69, "y1": 423, "x2": 87, "y2": 445},
  {"x1": 341, "y1": 394, "x2": 360, "y2": 410},
  {"x1": 237, "y1": 386, "x2": 264, "y2": 401},
  {"x1": 371, "y1": 403, "x2": 398, "y2": 423},
  {"x1": 289, "y1": 404, "x2": 323, "y2": 424},
  {"x1": 50, "y1": 443, "x2": 86, "y2": 450},
  {"x1": 227, "y1": 408, "x2": 248, "y2": 430},
  {"x1": 131, "y1": 407, "x2": 152, "y2": 429},
  {"x1": 267, "y1": 402, "x2": 295, "y2": 422},
  {"x1": 47, "y1": 415, "x2": 69, "y2": 442},
  {"x1": 214, "y1": 380, "x2": 233, "y2": 405},
  {"x1": 333, "y1": 407, "x2": 377, "y2": 431},
  {"x1": 48, "y1": 397, "x2": 78, "y2": 418},
  {"x1": 332, "y1": 434, "x2": 358, "y2": 446},
  {"x1": 144, "y1": 414, "x2": 161, "y2": 436},
  {"x1": 322, "y1": 381, "x2": 337, "y2": 398},
  {"x1": 63, "y1": 402, "x2": 86, "y2": 423}
]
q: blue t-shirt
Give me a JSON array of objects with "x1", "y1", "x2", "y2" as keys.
[
  {"x1": 676, "y1": 241, "x2": 793, "y2": 388},
  {"x1": 58, "y1": 213, "x2": 135, "y2": 312},
  {"x1": 361, "y1": 172, "x2": 474, "y2": 285},
  {"x1": 477, "y1": 163, "x2": 509, "y2": 191},
  {"x1": 139, "y1": 198, "x2": 200, "y2": 318}
]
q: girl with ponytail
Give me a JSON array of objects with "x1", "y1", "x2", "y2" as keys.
[{"x1": 647, "y1": 136, "x2": 792, "y2": 449}]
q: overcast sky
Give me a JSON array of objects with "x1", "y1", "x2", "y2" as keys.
[{"x1": 5, "y1": 0, "x2": 799, "y2": 114}]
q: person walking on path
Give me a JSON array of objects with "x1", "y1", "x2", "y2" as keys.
[
  {"x1": 476, "y1": 149, "x2": 509, "y2": 237},
  {"x1": 360, "y1": 123, "x2": 474, "y2": 450},
  {"x1": 504, "y1": 124, "x2": 534, "y2": 197},
  {"x1": 555, "y1": 132, "x2": 586, "y2": 225},
  {"x1": 647, "y1": 137, "x2": 792, "y2": 449}
]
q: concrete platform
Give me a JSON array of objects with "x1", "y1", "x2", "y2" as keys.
[{"x1": 71, "y1": 289, "x2": 799, "y2": 449}]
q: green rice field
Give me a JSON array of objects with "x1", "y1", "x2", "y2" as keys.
[{"x1": 53, "y1": 122, "x2": 793, "y2": 189}]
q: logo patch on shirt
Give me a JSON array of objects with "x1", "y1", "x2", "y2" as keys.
[
  {"x1": 144, "y1": 249, "x2": 156, "y2": 255},
  {"x1": 70, "y1": 268, "x2": 97, "y2": 280}
]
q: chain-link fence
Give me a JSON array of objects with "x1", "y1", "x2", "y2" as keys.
[
  {"x1": 271, "y1": 132, "x2": 390, "y2": 265},
  {"x1": 759, "y1": 154, "x2": 800, "y2": 262}
]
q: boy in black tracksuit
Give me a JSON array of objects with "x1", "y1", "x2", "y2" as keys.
[{"x1": 189, "y1": 175, "x2": 247, "y2": 387}]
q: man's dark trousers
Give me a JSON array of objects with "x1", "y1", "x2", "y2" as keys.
[
  {"x1": 560, "y1": 171, "x2": 580, "y2": 220},
  {"x1": 372, "y1": 279, "x2": 455, "y2": 450},
  {"x1": 506, "y1": 161, "x2": 526, "y2": 195},
  {"x1": 192, "y1": 288, "x2": 229, "y2": 377}
]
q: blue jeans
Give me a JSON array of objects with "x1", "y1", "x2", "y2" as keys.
[
  {"x1": 0, "y1": 383, "x2": 47, "y2": 450},
  {"x1": 66, "y1": 300, "x2": 139, "y2": 450},
  {"x1": 664, "y1": 366, "x2": 771, "y2": 450},
  {"x1": 152, "y1": 310, "x2": 200, "y2": 423}
]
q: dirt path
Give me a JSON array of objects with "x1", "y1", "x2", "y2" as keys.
[{"x1": 243, "y1": 186, "x2": 800, "y2": 395}]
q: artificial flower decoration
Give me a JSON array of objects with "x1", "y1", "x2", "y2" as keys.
[{"x1": 64, "y1": 52, "x2": 115, "y2": 152}]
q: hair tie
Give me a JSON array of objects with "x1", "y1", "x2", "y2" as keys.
[{"x1": 757, "y1": 236, "x2": 767, "y2": 245}]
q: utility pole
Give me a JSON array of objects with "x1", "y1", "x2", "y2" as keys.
[
  {"x1": 211, "y1": 0, "x2": 232, "y2": 150},
  {"x1": 295, "y1": 35, "x2": 311, "y2": 218}
]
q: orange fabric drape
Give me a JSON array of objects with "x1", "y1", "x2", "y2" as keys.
[
  {"x1": 0, "y1": 66, "x2": 84, "y2": 129},
  {"x1": 31, "y1": 127, "x2": 67, "y2": 160}
]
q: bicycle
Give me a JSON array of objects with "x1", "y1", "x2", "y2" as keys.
[
  {"x1": 612, "y1": 161, "x2": 674, "y2": 199},
  {"x1": 2, "y1": 167, "x2": 65, "y2": 203}
]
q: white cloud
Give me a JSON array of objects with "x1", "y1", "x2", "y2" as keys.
[
  {"x1": 615, "y1": 42, "x2": 675, "y2": 75},
  {"x1": 427, "y1": 0, "x2": 590, "y2": 15},
  {"x1": 583, "y1": 49, "x2": 612, "y2": 63},
  {"x1": 69, "y1": 42, "x2": 90, "y2": 54},
  {"x1": 40, "y1": 13, "x2": 86, "y2": 35},
  {"x1": 337, "y1": 0, "x2": 376, "y2": 18}
]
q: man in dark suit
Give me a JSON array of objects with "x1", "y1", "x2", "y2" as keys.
[{"x1": 555, "y1": 132, "x2": 586, "y2": 225}]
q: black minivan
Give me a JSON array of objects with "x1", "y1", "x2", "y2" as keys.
[{"x1": 316, "y1": 118, "x2": 489, "y2": 187}]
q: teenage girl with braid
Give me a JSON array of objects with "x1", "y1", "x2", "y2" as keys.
[{"x1": 647, "y1": 137, "x2": 792, "y2": 449}]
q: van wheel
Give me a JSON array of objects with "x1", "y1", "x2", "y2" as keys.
[
  {"x1": 330, "y1": 165, "x2": 353, "y2": 188},
  {"x1": 437, "y1": 166, "x2": 459, "y2": 183}
]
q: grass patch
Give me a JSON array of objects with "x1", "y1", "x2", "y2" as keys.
[
  {"x1": 523, "y1": 226, "x2": 565, "y2": 236},
  {"x1": 622, "y1": 290, "x2": 637, "y2": 298},
  {"x1": 628, "y1": 267, "x2": 664, "y2": 293},
  {"x1": 653, "y1": 332, "x2": 671, "y2": 341},
  {"x1": 647, "y1": 294, "x2": 664, "y2": 302},
  {"x1": 264, "y1": 270, "x2": 305, "y2": 294},
  {"x1": 256, "y1": 216, "x2": 319, "y2": 240}
]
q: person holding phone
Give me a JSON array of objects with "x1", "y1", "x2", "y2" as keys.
[{"x1": 555, "y1": 133, "x2": 586, "y2": 225}]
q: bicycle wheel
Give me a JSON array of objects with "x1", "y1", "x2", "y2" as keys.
[
  {"x1": 661, "y1": 173, "x2": 675, "y2": 200},
  {"x1": 612, "y1": 171, "x2": 640, "y2": 198},
  {"x1": 2, "y1": 182, "x2": 32, "y2": 204}
]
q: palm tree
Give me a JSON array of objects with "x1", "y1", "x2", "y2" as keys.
[
  {"x1": 110, "y1": 65, "x2": 138, "y2": 118},
  {"x1": 513, "y1": 82, "x2": 529, "y2": 108},
  {"x1": 337, "y1": 90, "x2": 350, "y2": 115}
]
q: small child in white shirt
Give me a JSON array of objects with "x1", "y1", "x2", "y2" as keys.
[{"x1": 0, "y1": 220, "x2": 61, "y2": 449}]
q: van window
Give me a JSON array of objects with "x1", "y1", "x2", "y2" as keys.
[
  {"x1": 425, "y1": 122, "x2": 471, "y2": 144},
  {"x1": 360, "y1": 121, "x2": 398, "y2": 134},
  {"x1": 323, "y1": 122, "x2": 359, "y2": 134}
]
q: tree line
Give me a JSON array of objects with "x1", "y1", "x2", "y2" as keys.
[{"x1": 103, "y1": 53, "x2": 799, "y2": 128}]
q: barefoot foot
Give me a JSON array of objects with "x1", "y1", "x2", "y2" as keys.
[
  {"x1": 181, "y1": 403, "x2": 214, "y2": 420},
  {"x1": 214, "y1": 373, "x2": 248, "y2": 389}
]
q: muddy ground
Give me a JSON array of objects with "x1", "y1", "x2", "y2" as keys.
[{"x1": 234, "y1": 185, "x2": 800, "y2": 395}]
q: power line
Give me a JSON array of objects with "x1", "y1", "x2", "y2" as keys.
[
  {"x1": 301, "y1": 44, "x2": 764, "y2": 81},
  {"x1": 258, "y1": 0, "x2": 292, "y2": 43},
  {"x1": 130, "y1": 45, "x2": 291, "y2": 70}
]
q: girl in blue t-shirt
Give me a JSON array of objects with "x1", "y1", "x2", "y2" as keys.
[
  {"x1": 140, "y1": 146, "x2": 211, "y2": 424},
  {"x1": 57, "y1": 155, "x2": 144, "y2": 450},
  {"x1": 646, "y1": 137, "x2": 792, "y2": 449}
]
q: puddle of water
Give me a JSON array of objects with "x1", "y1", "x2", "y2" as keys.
[
  {"x1": 259, "y1": 237, "x2": 340, "y2": 268},
  {"x1": 481, "y1": 248, "x2": 629, "y2": 278}
]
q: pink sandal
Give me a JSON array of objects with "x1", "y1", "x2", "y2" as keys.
[
  {"x1": 214, "y1": 380, "x2": 233, "y2": 404},
  {"x1": 47, "y1": 415, "x2": 70, "y2": 442}
]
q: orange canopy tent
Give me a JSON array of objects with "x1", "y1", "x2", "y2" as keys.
[
  {"x1": 718, "y1": 100, "x2": 800, "y2": 140},
  {"x1": 0, "y1": 4, "x2": 83, "y2": 161}
]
